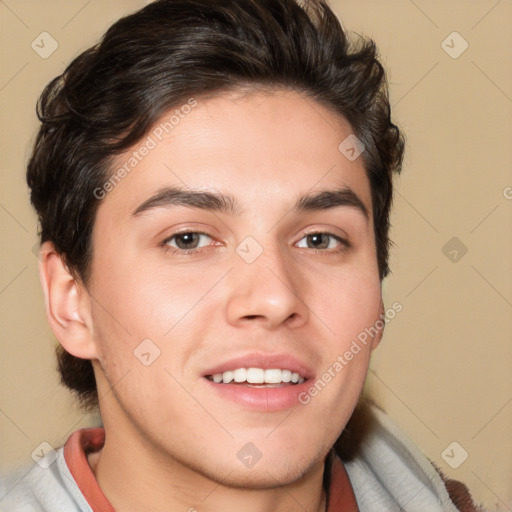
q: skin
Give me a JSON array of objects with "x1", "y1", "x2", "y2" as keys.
[{"x1": 39, "y1": 88, "x2": 383, "y2": 512}]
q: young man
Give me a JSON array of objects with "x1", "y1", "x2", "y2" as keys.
[{"x1": 0, "y1": 0, "x2": 482, "y2": 510}]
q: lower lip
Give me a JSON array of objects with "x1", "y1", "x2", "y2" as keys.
[{"x1": 204, "y1": 378, "x2": 312, "y2": 411}]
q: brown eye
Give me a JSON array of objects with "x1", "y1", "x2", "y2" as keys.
[
  {"x1": 296, "y1": 232, "x2": 346, "y2": 251},
  {"x1": 163, "y1": 232, "x2": 213, "y2": 252},
  {"x1": 307, "y1": 233, "x2": 330, "y2": 249}
]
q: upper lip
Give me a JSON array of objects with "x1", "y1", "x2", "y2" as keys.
[{"x1": 202, "y1": 352, "x2": 314, "y2": 380}]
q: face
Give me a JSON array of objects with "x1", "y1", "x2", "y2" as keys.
[{"x1": 86, "y1": 89, "x2": 382, "y2": 487}]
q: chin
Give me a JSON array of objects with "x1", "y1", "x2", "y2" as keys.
[{"x1": 192, "y1": 448, "x2": 326, "y2": 490}]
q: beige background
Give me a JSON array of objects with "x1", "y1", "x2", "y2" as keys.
[{"x1": 1, "y1": 0, "x2": 511, "y2": 510}]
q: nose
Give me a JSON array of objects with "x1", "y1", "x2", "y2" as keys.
[{"x1": 224, "y1": 242, "x2": 309, "y2": 330}]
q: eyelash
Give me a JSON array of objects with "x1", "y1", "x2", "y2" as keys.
[{"x1": 160, "y1": 230, "x2": 350, "y2": 256}]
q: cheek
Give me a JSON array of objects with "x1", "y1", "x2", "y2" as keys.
[
  {"x1": 90, "y1": 252, "x2": 213, "y2": 338},
  {"x1": 318, "y1": 269, "x2": 382, "y2": 347},
  {"x1": 88, "y1": 255, "x2": 228, "y2": 395},
  {"x1": 296, "y1": 275, "x2": 380, "y2": 448},
  {"x1": 301, "y1": 268, "x2": 380, "y2": 410}
]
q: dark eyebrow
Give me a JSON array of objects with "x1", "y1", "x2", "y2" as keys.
[
  {"x1": 295, "y1": 188, "x2": 369, "y2": 220},
  {"x1": 132, "y1": 185, "x2": 369, "y2": 220},
  {"x1": 132, "y1": 186, "x2": 241, "y2": 216}
]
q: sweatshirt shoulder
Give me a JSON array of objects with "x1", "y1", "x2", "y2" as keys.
[
  {"x1": 0, "y1": 448, "x2": 89, "y2": 512},
  {"x1": 341, "y1": 402, "x2": 483, "y2": 512}
]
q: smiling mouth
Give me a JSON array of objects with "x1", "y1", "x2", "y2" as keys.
[{"x1": 205, "y1": 367, "x2": 306, "y2": 386}]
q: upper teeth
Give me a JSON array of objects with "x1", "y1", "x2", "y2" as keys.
[{"x1": 210, "y1": 368, "x2": 305, "y2": 384}]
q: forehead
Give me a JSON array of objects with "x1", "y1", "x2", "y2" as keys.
[{"x1": 97, "y1": 89, "x2": 372, "y2": 222}]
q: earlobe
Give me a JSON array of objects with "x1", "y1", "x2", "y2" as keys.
[
  {"x1": 38, "y1": 241, "x2": 98, "y2": 360},
  {"x1": 370, "y1": 299, "x2": 386, "y2": 352}
]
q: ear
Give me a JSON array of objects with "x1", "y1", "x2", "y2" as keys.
[
  {"x1": 370, "y1": 299, "x2": 385, "y2": 352},
  {"x1": 38, "y1": 241, "x2": 98, "y2": 360}
]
